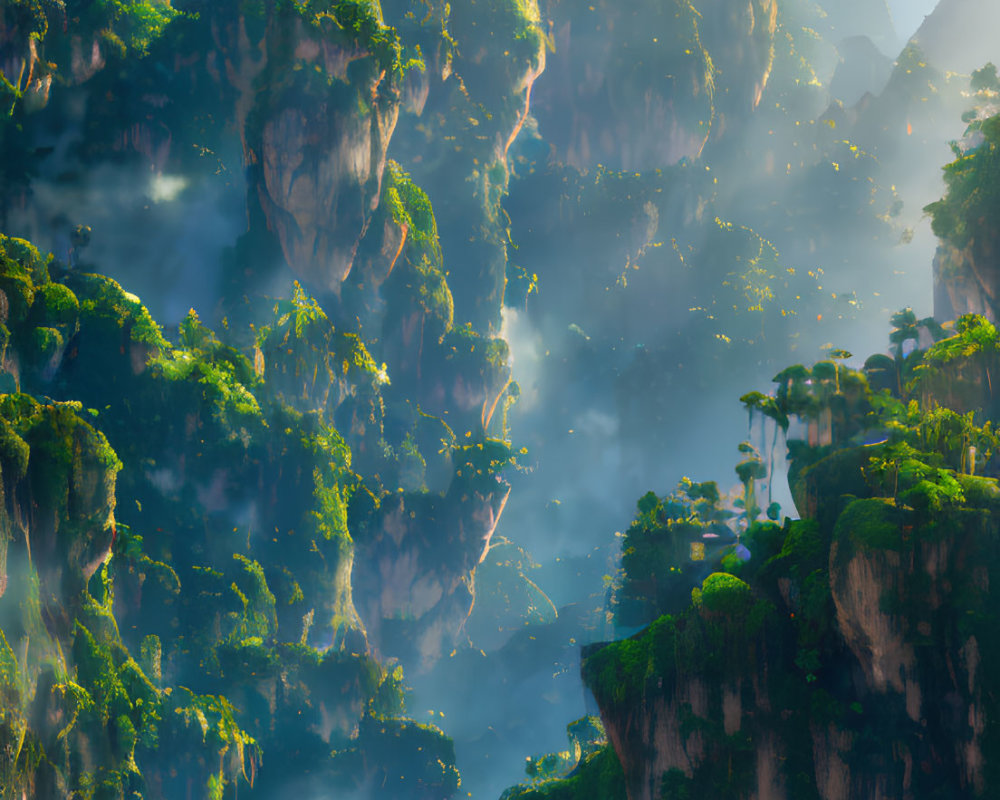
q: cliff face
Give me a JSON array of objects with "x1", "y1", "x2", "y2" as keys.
[
  {"x1": 352, "y1": 480, "x2": 510, "y2": 671},
  {"x1": 2, "y1": 2, "x2": 403, "y2": 299},
  {"x1": 588, "y1": 495, "x2": 998, "y2": 800},
  {"x1": 242, "y1": 13, "x2": 402, "y2": 293},
  {"x1": 828, "y1": 522, "x2": 988, "y2": 796},
  {"x1": 0, "y1": 396, "x2": 119, "y2": 612},
  {"x1": 933, "y1": 239, "x2": 1000, "y2": 323},
  {"x1": 926, "y1": 111, "x2": 1000, "y2": 325},
  {"x1": 584, "y1": 576, "x2": 785, "y2": 800},
  {"x1": 530, "y1": 0, "x2": 778, "y2": 171},
  {"x1": 0, "y1": 387, "x2": 264, "y2": 797},
  {"x1": 576, "y1": 337, "x2": 1000, "y2": 800},
  {"x1": 595, "y1": 651, "x2": 783, "y2": 800},
  {"x1": 380, "y1": 0, "x2": 546, "y2": 331},
  {"x1": 0, "y1": 0, "x2": 529, "y2": 696},
  {"x1": 162, "y1": 5, "x2": 403, "y2": 295}
]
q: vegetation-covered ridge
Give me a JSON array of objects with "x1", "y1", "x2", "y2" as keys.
[
  {"x1": 925, "y1": 63, "x2": 1000, "y2": 323},
  {"x1": 0, "y1": 233, "x2": 474, "y2": 798},
  {"x1": 2, "y1": 0, "x2": 545, "y2": 790},
  {"x1": 499, "y1": 304, "x2": 1000, "y2": 799}
]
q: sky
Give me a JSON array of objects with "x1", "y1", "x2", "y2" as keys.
[{"x1": 888, "y1": 0, "x2": 940, "y2": 40}]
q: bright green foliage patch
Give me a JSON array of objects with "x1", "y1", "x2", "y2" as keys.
[
  {"x1": 502, "y1": 744, "x2": 627, "y2": 800},
  {"x1": 834, "y1": 498, "x2": 901, "y2": 552},
  {"x1": 70, "y1": 272, "x2": 169, "y2": 350},
  {"x1": 692, "y1": 572, "x2": 752, "y2": 615},
  {"x1": 384, "y1": 161, "x2": 444, "y2": 266},
  {"x1": 926, "y1": 114, "x2": 1000, "y2": 249},
  {"x1": 0, "y1": 228, "x2": 466, "y2": 795},
  {"x1": 86, "y1": 0, "x2": 180, "y2": 56},
  {"x1": 256, "y1": 281, "x2": 388, "y2": 418}
]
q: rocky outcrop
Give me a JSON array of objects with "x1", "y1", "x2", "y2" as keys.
[
  {"x1": 830, "y1": 543, "x2": 917, "y2": 701},
  {"x1": 0, "y1": 3, "x2": 109, "y2": 111},
  {"x1": 10, "y1": 4, "x2": 405, "y2": 301},
  {"x1": 531, "y1": 0, "x2": 777, "y2": 171},
  {"x1": 0, "y1": 232, "x2": 473, "y2": 797},
  {"x1": 380, "y1": 0, "x2": 546, "y2": 331},
  {"x1": 827, "y1": 514, "x2": 989, "y2": 798},
  {"x1": 586, "y1": 482, "x2": 1000, "y2": 800},
  {"x1": 244, "y1": 15, "x2": 401, "y2": 293},
  {"x1": 352, "y1": 478, "x2": 510, "y2": 672},
  {"x1": 0, "y1": 398, "x2": 119, "y2": 608},
  {"x1": 933, "y1": 240, "x2": 1000, "y2": 322},
  {"x1": 585, "y1": 589, "x2": 785, "y2": 800},
  {"x1": 147, "y1": 7, "x2": 405, "y2": 295}
]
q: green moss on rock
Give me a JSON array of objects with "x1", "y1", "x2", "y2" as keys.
[
  {"x1": 501, "y1": 744, "x2": 627, "y2": 800},
  {"x1": 69, "y1": 272, "x2": 168, "y2": 350},
  {"x1": 29, "y1": 282, "x2": 79, "y2": 329},
  {"x1": 384, "y1": 161, "x2": 443, "y2": 265},
  {"x1": 693, "y1": 572, "x2": 752, "y2": 616},
  {"x1": 835, "y1": 498, "x2": 903, "y2": 552}
]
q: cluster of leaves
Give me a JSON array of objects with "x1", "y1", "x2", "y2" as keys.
[
  {"x1": 177, "y1": 0, "x2": 404, "y2": 77},
  {"x1": 294, "y1": 0, "x2": 408, "y2": 78},
  {"x1": 739, "y1": 311, "x2": 1000, "y2": 523},
  {"x1": 0, "y1": 238, "x2": 77, "y2": 379},
  {"x1": 501, "y1": 745, "x2": 626, "y2": 800},
  {"x1": 613, "y1": 478, "x2": 737, "y2": 628},
  {"x1": 69, "y1": 0, "x2": 180, "y2": 57},
  {"x1": 236, "y1": 0, "x2": 407, "y2": 164},
  {"x1": 862, "y1": 308, "x2": 946, "y2": 400},
  {"x1": 925, "y1": 102, "x2": 1000, "y2": 253},
  {"x1": 377, "y1": 162, "x2": 456, "y2": 344},
  {"x1": 383, "y1": 161, "x2": 445, "y2": 268},
  {"x1": 152, "y1": 310, "x2": 261, "y2": 431},
  {"x1": 858, "y1": 397, "x2": 1000, "y2": 514},
  {"x1": 909, "y1": 313, "x2": 1000, "y2": 420},
  {"x1": 1, "y1": 0, "x2": 176, "y2": 124},
  {"x1": 0, "y1": 389, "x2": 258, "y2": 798},
  {"x1": 452, "y1": 433, "x2": 524, "y2": 487},
  {"x1": 255, "y1": 281, "x2": 388, "y2": 417},
  {"x1": 58, "y1": 597, "x2": 260, "y2": 799},
  {"x1": 589, "y1": 571, "x2": 773, "y2": 712},
  {"x1": 501, "y1": 716, "x2": 624, "y2": 800}
]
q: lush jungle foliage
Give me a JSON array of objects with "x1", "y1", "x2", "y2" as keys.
[
  {"x1": 4, "y1": 0, "x2": 1000, "y2": 797},
  {"x1": 502, "y1": 299, "x2": 1000, "y2": 797}
]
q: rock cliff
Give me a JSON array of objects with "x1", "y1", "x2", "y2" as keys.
[
  {"x1": 530, "y1": 0, "x2": 778, "y2": 171},
  {"x1": 563, "y1": 326, "x2": 1000, "y2": 800}
]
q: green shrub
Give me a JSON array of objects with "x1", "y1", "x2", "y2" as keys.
[{"x1": 694, "y1": 572, "x2": 752, "y2": 616}]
